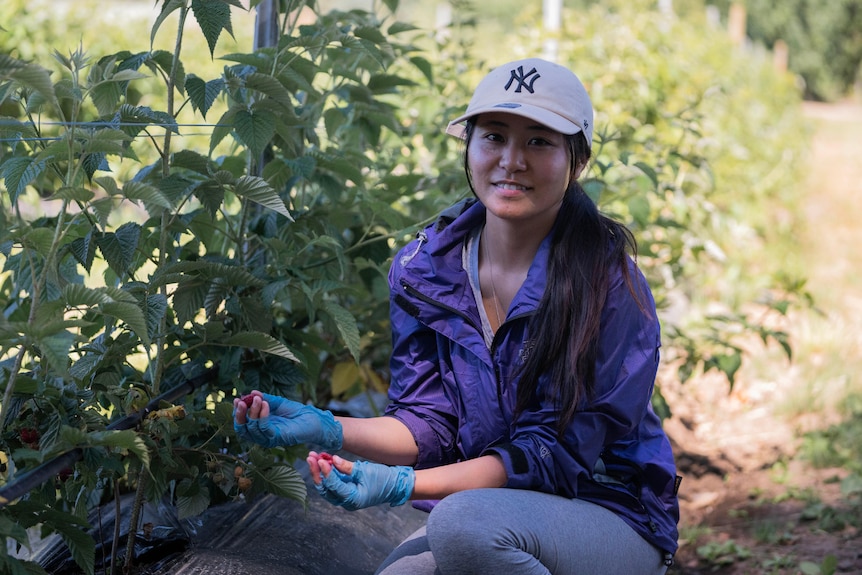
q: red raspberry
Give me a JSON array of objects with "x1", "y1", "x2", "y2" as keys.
[
  {"x1": 319, "y1": 452, "x2": 334, "y2": 463},
  {"x1": 240, "y1": 394, "x2": 255, "y2": 408},
  {"x1": 20, "y1": 428, "x2": 39, "y2": 444}
]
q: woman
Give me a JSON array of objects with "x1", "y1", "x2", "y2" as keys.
[{"x1": 234, "y1": 57, "x2": 680, "y2": 574}]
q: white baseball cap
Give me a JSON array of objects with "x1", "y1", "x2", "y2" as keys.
[{"x1": 446, "y1": 58, "x2": 594, "y2": 146}]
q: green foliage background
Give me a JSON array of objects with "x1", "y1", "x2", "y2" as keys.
[
  {"x1": 0, "y1": 0, "x2": 812, "y2": 573},
  {"x1": 680, "y1": 0, "x2": 862, "y2": 101}
]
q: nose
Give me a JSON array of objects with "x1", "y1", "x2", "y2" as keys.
[{"x1": 499, "y1": 142, "x2": 527, "y2": 172}]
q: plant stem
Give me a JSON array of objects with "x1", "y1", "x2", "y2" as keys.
[{"x1": 123, "y1": 466, "x2": 148, "y2": 574}]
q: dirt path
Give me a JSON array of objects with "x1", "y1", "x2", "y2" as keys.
[{"x1": 667, "y1": 100, "x2": 862, "y2": 574}]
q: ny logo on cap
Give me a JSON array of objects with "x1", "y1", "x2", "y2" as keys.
[{"x1": 504, "y1": 66, "x2": 541, "y2": 94}]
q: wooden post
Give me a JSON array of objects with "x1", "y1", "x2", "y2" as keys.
[
  {"x1": 543, "y1": 0, "x2": 561, "y2": 62},
  {"x1": 728, "y1": 3, "x2": 746, "y2": 47},
  {"x1": 773, "y1": 39, "x2": 789, "y2": 73}
]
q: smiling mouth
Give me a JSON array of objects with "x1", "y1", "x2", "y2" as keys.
[{"x1": 494, "y1": 182, "x2": 529, "y2": 192}]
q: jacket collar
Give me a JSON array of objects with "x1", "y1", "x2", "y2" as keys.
[{"x1": 401, "y1": 200, "x2": 552, "y2": 321}]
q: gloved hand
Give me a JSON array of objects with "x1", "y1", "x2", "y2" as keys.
[
  {"x1": 310, "y1": 453, "x2": 414, "y2": 511},
  {"x1": 233, "y1": 392, "x2": 342, "y2": 451}
]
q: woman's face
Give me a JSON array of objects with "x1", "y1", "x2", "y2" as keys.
[{"x1": 467, "y1": 112, "x2": 573, "y2": 228}]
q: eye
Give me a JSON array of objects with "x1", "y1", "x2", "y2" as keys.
[
  {"x1": 529, "y1": 137, "x2": 550, "y2": 146},
  {"x1": 482, "y1": 131, "x2": 504, "y2": 142}
]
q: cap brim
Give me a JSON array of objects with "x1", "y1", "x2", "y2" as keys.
[{"x1": 445, "y1": 103, "x2": 582, "y2": 139}]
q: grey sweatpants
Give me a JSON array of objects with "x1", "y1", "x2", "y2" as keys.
[{"x1": 376, "y1": 488, "x2": 669, "y2": 575}]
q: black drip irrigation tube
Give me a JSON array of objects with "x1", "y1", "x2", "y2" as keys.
[{"x1": 0, "y1": 366, "x2": 219, "y2": 508}]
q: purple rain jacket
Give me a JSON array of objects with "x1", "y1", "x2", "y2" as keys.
[{"x1": 384, "y1": 200, "x2": 680, "y2": 558}]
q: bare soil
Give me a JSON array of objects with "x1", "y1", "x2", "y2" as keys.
[{"x1": 665, "y1": 100, "x2": 862, "y2": 574}]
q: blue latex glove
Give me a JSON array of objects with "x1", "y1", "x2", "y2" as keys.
[
  {"x1": 316, "y1": 459, "x2": 414, "y2": 511},
  {"x1": 234, "y1": 393, "x2": 342, "y2": 451}
]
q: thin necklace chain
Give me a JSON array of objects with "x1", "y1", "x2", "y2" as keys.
[{"x1": 482, "y1": 231, "x2": 504, "y2": 328}]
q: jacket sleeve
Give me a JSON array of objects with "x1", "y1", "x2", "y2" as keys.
[
  {"x1": 485, "y1": 262, "x2": 661, "y2": 496},
  {"x1": 383, "y1": 251, "x2": 460, "y2": 469}
]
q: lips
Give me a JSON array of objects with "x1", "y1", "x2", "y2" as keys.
[{"x1": 493, "y1": 181, "x2": 529, "y2": 192}]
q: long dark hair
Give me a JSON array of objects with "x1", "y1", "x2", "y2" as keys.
[{"x1": 463, "y1": 119, "x2": 647, "y2": 436}]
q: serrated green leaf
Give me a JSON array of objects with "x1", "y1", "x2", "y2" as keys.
[
  {"x1": 23, "y1": 228, "x2": 54, "y2": 257},
  {"x1": 102, "y1": 301, "x2": 151, "y2": 346},
  {"x1": 185, "y1": 74, "x2": 224, "y2": 119},
  {"x1": 191, "y1": 0, "x2": 233, "y2": 57},
  {"x1": 121, "y1": 181, "x2": 174, "y2": 214},
  {"x1": 38, "y1": 330, "x2": 75, "y2": 374},
  {"x1": 177, "y1": 485, "x2": 211, "y2": 520},
  {"x1": 233, "y1": 175, "x2": 291, "y2": 219},
  {"x1": 4, "y1": 57, "x2": 58, "y2": 109},
  {"x1": 173, "y1": 279, "x2": 208, "y2": 326},
  {"x1": 67, "y1": 231, "x2": 97, "y2": 272},
  {"x1": 90, "y1": 429, "x2": 150, "y2": 467},
  {"x1": 322, "y1": 301, "x2": 360, "y2": 362},
  {"x1": 224, "y1": 331, "x2": 299, "y2": 362},
  {"x1": 62, "y1": 284, "x2": 150, "y2": 345},
  {"x1": 209, "y1": 107, "x2": 236, "y2": 154},
  {"x1": 244, "y1": 72, "x2": 293, "y2": 107},
  {"x1": 260, "y1": 465, "x2": 306, "y2": 501},
  {"x1": 233, "y1": 109, "x2": 276, "y2": 159},
  {"x1": 2, "y1": 156, "x2": 47, "y2": 203},
  {"x1": 44, "y1": 510, "x2": 94, "y2": 575},
  {"x1": 0, "y1": 515, "x2": 30, "y2": 548},
  {"x1": 88, "y1": 81, "x2": 124, "y2": 118},
  {"x1": 146, "y1": 294, "x2": 168, "y2": 340},
  {"x1": 50, "y1": 186, "x2": 95, "y2": 202},
  {"x1": 95, "y1": 222, "x2": 141, "y2": 279}
]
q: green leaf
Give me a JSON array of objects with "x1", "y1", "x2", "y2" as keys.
[
  {"x1": 193, "y1": 179, "x2": 225, "y2": 218},
  {"x1": 176, "y1": 479, "x2": 211, "y2": 520},
  {"x1": 233, "y1": 109, "x2": 276, "y2": 159},
  {"x1": 120, "y1": 181, "x2": 174, "y2": 214},
  {"x1": 0, "y1": 54, "x2": 58, "y2": 109},
  {"x1": 63, "y1": 284, "x2": 151, "y2": 345},
  {"x1": 23, "y1": 228, "x2": 54, "y2": 257},
  {"x1": 223, "y1": 332, "x2": 300, "y2": 362},
  {"x1": 95, "y1": 222, "x2": 141, "y2": 279},
  {"x1": 388, "y1": 21, "x2": 418, "y2": 35},
  {"x1": 89, "y1": 429, "x2": 150, "y2": 467},
  {"x1": 367, "y1": 74, "x2": 416, "y2": 94},
  {"x1": 191, "y1": 0, "x2": 234, "y2": 57},
  {"x1": 209, "y1": 106, "x2": 237, "y2": 154},
  {"x1": 353, "y1": 26, "x2": 388, "y2": 45},
  {"x1": 628, "y1": 196, "x2": 651, "y2": 226},
  {"x1": 67, "y1": 231, "x2": 97, "y2": 272},
  {"x1": 634, "y1": 161, "x2": 659, "y2": 189},
  {"x1": 146, "y1": 294, "x2": 168, "y2": 340},
  {"x1": 2, "y1": 156, "x2": 47, "y2": 203},
  {"x1": 260, "y1": 465, "x2": 306, "y2": 501},
  {"x1": 37, "y1": 330, "x2": 75, "y2": 374},
  {"x1": 151, "y1": 0, "x2": 186, "y2": 50},
  {"x1": 244, "y1": 73, "x2": 293, "y2": 107},
  {"x1": 185, "y1": 74, "x2": 224, "y2": 119},
  {"x1": 409, "y1": 56, "x2": 433, "y2": 83},
  {"x1": 43, "y1": 509, "x2": 94, "y2": 575},
  {"x1": 50, "y1": 186, "x2": 95, "y2": 203},
  {"x1": 101, "y1": 301, "x2": 151, "y2": 346},
  {"x1": 0, "y1": 515, "x2": 31, "y2": 548},
  {"x1": 233, "y1": 175, "x2": 291, "y2": 219},
  {"x1": 322, "y1": 301, "x2": 360, "y2": 362}
]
